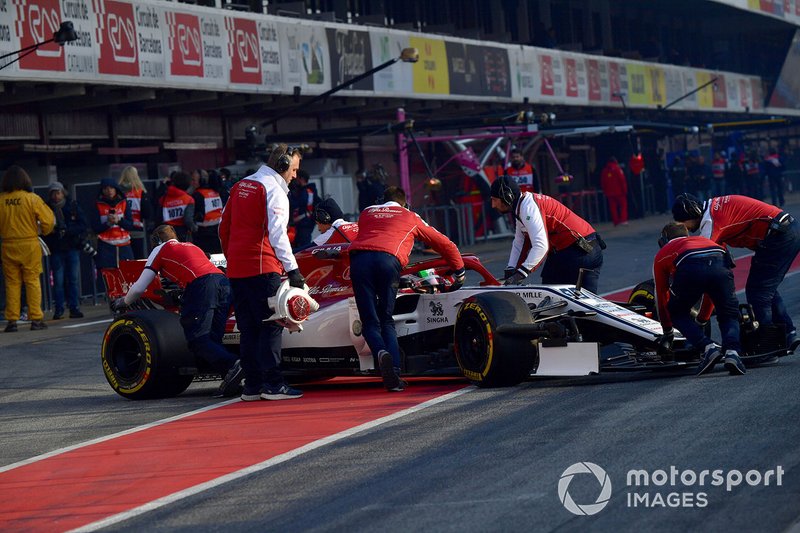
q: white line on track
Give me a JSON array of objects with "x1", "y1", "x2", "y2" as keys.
[
  {"x1": 68, "y1": 387, "x2": 474, "y2": 532},
  {"x1": 61, "y1": 319, "x2": 112, "y2": 329}
]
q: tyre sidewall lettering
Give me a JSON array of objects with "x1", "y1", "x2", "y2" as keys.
[
  {"x1": 101, "y1": 319, "x2": 154, "y2": 394},
  {"x1": 457, "y1": 301, "x2": 494, "y2": 381}
]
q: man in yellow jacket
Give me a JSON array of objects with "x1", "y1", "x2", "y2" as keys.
[{"x1": 0, "y1": 166, "x2": 55, "y2": 332}]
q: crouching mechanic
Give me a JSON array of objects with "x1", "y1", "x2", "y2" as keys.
[
  {"x1": 350, "y1": 186, "x2": 465, "y2": 392},
  {"x1": 111, "y1": 225, "x2": 243, "y2": 396},
  {"x1": 653, "y1": 222, "x2": 745, "y2": 376},
  {"x1": 490, "y1": 175, "x2": 604, "y2": 293},
  {"x1": 297, "y1": 197, "x2": 358, "y2": 252},
  {"x1": 672, "y1": 193, "x2": 800, "y2": 352}
]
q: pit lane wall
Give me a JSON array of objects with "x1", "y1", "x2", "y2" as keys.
[{"x1": 0, "y1": 0, "x2": 767, "y2": 114}]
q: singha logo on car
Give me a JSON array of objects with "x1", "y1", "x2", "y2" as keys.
[{"x1": 427, "y1": 301, "x2": 448, "y2": 324}]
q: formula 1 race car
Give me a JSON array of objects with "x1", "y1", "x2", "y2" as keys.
[{"x1": 100, "y1": 244, "x2": 790, "y2": 399}]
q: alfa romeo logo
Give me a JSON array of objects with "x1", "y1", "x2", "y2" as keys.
[{"x1": 558, "y1": 462, "x2": 612, "y2": 516}]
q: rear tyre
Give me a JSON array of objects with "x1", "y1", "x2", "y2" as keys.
[
  {"x1": 454, "y1": 292, "x2": 536, "y2": 387},
  {"x1": 101, "y1": 310, "x2": 195, "y2": 400}
]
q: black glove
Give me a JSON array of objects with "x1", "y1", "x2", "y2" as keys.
[
  {"x1": 503, "y1": 267, "x2": 516, "y2": 281},
  {"x1": 450, "y1": 267, "x2": 466, "y2": 291},
  {"x1": 313, "y1": 249, "x2": 341, "y2": 260},
  {"x1": 503, "y1": 267, "x2": 529, "y2": 286},
  {"x1": 111, "y1": 297, "x2": 127, "y2": 313},
  {"x1": 287, "y1": 269, "x2": 306, "y2": 289},
  {"x1": 655, "y1": 328, "x2": 675, "y2": 353}
]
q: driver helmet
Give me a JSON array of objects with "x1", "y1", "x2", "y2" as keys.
[{"x1": 412, "y1": 269, "x2": 446, "y2": 293}]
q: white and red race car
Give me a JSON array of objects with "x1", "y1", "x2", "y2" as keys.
[{"x1": 100, "y1": 244, "x2": 788, "y2": 399}]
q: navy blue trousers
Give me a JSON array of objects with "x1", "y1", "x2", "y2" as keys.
[
  {"x1": 180, "y1": 273, "x2": 236, "y2": 373},
  {"x1": 350, "y1": 251, "x2": 403, "y2": 371},
  {"x1": 668, "y1": 255, "x2": 741, "y2": 353},
  {"x1": 230, "y1": 273, "x2": 285, "y2": 393}
]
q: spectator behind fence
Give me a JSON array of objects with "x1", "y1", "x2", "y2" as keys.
[
  {"x1": 158, "y1": 171, "x2": 196, "y2": 242},
  {"x1": 43, "y1": 182, "x2": 87, "y2": 320},
  {"x1": 118, "y1": 166, "x2": 153, "y2": 259},
  {"x1": 192, "y1": 170, "x2": 224, "y2": 254},
  {"x1": 0, "y1": 165, "x2": 55, "y2": 332},
  {"x1": 91, "y1": 178, "x2": 134, "y2": 276}
]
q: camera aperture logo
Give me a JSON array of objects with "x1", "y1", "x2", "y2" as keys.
[
  {"x1": 558, "y1": 463, "x2": 785, "y2": 514},
  {"x1": 558, "y1": 462, "x2": 612, "y2": 516}
]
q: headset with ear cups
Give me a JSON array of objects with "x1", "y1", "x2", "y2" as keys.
[
  {"x1": 314, "y1": 206, "x2": 332, "y2": 224},
  {"x1": 657, "y1": 230, "x2": 669, "y2": 249},
  {"x1": 673, "y1": 194, "x2": 703, "y2": 221},
  {"x1": 275, "y1": 152, "x2": 292, "y2": 173},
  {"x1": 498, "y1": 175, "x2": 518, "y2": 206}
]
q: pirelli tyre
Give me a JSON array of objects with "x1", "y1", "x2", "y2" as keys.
[
  {"x1": 628, "y1": 279, "x2": 656, "y2": 318},
  {"x1": 101, "y1": 310, "x2": 195, "y2": 400},
  {"x1": 454, "y1": 292, "x2": 535, "y2": 387}
]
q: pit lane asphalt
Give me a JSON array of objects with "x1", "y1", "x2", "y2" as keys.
[{"x1": 1, "y1": 197, "x2": 799, "y2": 532}]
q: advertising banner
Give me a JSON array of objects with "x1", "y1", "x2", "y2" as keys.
[
  {"x1": 410, "y1": 36, "x2": 449, "y2": 94},
  {"x1": 0, "y1": 0, "x2": 774, "y2": 114},
  {"x1": 327, "y1": 27, "x2": 372, "y2": 91},
  {"x1": 509, "y1": 46, "x2": 537, "y2": 102},
  {"x1": 369, "y1": 29, "x2": 412, "y2": 94},
  {"x1": 257, "y1": 17, "x2": 282, "y2": 90},
  {"x1": 279, "y1": 21, "x2": 330, "y2": 94},
  {"x1": 225, "y1": 15, "x2": 261, "y2": 86}
]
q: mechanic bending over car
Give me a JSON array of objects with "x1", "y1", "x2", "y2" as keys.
[
  {"x1": 111, "y1": 225, "x2": 244, "y2": 397},
  {"x1": 653, "y1": 222, "x2": 746, "y2": 376},
  {"x1": 219, "y1": 143, "x2": 306, "y2": 401},
  {"x1": 349, "y1": 186, "x2": 466, "y2": 392},
  {"x1": 295, "y1": 197, "x2": 359, "y2": 251},
  {"x1": 673, "y1": 193, "x2": 800, "y2": 354},
  {"x1": 489, "y1": 175, "x2": 605, "y2": 293}
]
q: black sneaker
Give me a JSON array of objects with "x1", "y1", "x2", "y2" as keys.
[
  {"x1": 378, "y1": 350, "x2": 401, "y2": 390},
  {"x1": 261, "y1": 383, "x2": 303, "y2": 400},
  {"x1": 723, "y1": 351, "x2": 746, "y2": 375},
  {"x1": 4, "y1": 321, "x2": 17, "y2": 333},
  {"x1": 695, "y1": 344, "x2": 722, "y2": 376},
  {"x1": 389, "y1": 379, "x2": 408, "y2": 392},
  {"x1": 30, "y1": 321, "x2": 47, "y2": 331},
  {"x1": 787, "y1": 333, "x2": 800, "y2": 354},
  {"x1": 69, "y1": 310, "x2": 84, "y2": 319},
  {"x1": 53, "y1": 312, "x2": 64, "y2": 320},
  {"x1": 215, "y1": 360, "x2": 244, "y2": 398},
  {"x1": 241, "y1": 390, "x2": 262, "y2": 402}
]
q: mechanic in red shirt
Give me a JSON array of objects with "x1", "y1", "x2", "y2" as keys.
[
  {"x1": 219, "y1": 144, "x2": 306, "y2": 401},
  {"x1": 673, "y1": 193, "x2": 800, "y2": 353},
  {"x1": 111, "y1": 225, "x2": 243, "y2": 396},
  {"x1": 349, "y1": 186, "x2": 465, "y2": 392},
  {"x1": 309, "y1": 197, "x2": 358, "y2": 246},
  {"x1": 653, "y1": 222, "x2": 745, "y2": 375},
  {"x1": 490, "y1": 176, "x2": 604, "y2": 294}
]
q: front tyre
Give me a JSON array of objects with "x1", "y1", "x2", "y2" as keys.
[
  {"x1": 101, "y1": 310, "x2": 195, "y2": 400},
  {"x1": 628, "y1": 279, "x2": 656, "y2": 318},
  {"x1": 454, "y1": 292, "x2": 536, "y2": 387}
]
